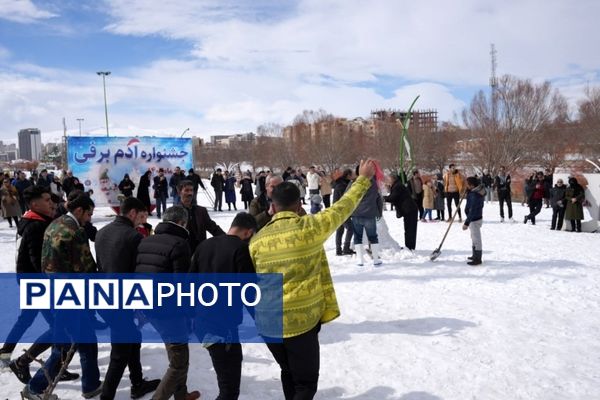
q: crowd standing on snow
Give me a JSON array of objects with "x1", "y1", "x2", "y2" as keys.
[{"x1": 0, "y1": 159, "x2": 589, "y2": 399}]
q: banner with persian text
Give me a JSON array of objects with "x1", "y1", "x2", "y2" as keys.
[{"x1": 67, "y1": 136, "x2": 193, "y2": 207}]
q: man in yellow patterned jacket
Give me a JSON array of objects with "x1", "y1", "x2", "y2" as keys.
[{"x1": 250, "y1": 159, "x2": 375, "y2": 400}]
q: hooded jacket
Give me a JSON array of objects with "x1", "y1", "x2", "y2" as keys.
[
  {"x1": 464, "y1": 185, "x2": 486, "y2": 226},
  {"x1": 16, "y1": 210, "x2": 54, "y2": 274}
]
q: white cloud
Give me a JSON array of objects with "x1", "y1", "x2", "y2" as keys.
[
  {"x1": 1, "y1": 0, "x2": 599, "y2": 141},
  {"x1": 103, "y1": 0, "x2": 600, "y2": 86},
  {"x1": 0, "y1": 0, "x2": 57, "y2": 23}
]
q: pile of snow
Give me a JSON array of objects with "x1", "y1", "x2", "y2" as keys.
[{"x1": 0, "y1": 198, "x2": 598, "y2": 399}]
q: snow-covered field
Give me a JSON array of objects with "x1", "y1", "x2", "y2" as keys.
[{"x1": 1, "y1": 197, "x2": 599, "y2": 400}]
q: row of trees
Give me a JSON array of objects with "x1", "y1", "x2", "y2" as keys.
[{"x1": 197, "y1": 75, "x2": 600, "y2": 176}]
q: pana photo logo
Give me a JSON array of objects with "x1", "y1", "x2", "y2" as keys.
[{"x1": 20, "y1": 278, "x2": 261, "y2": 310}]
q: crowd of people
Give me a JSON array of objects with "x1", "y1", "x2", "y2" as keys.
[{"x1": 0, "y1": 160, "x2": 590, "y2": 400}]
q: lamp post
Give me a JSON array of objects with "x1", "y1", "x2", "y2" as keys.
[
  {"x1": 97, "y1": 71, "x2": 111, "y2": 137},
  {"x1": 76, "y1": 118, "x2": 84, "y2": 136},
  {"x1": 180, "y1": 128, "x2": 190, "y2": 138}
]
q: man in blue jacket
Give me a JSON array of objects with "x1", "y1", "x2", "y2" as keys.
[{"x1": 462, "y1": 176, "x2": 485, "y2": 266}]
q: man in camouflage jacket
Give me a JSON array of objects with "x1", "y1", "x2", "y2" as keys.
[{"x1": 41, "y1": 196, "x2": 96, "y2": 273}]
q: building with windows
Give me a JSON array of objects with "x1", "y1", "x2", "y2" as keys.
[{"x1": 18, "y1": 128, "x2": 42, "y2": 161}]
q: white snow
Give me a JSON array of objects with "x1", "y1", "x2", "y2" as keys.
[{"x1": 1, "y1": 198, "x2": 599, "y2": 399}]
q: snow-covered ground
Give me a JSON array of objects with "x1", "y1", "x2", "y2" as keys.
[{"x1": 1, "y1": 196, "x2": 599, "y2": 399}]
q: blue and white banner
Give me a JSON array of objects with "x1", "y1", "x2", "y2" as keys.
[
  {"x1": 1, "y1": 273, "x2": 283, "y2": 344},
  {"x1": 67, "y1": 136, "x2": 193, "y2": 207}
]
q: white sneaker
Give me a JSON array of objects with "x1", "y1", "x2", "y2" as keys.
[
  {"x1": 500, "y1": 218, "x2": 505, "y2": 223},
  {"x1": 509, "y1": 217, "x2": 515, "y2": 223}
]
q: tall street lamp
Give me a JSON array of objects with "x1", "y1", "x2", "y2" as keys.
[
  {"x1": 77, "y1": 118, "x2": 84, "y2": 136},
  {"x1": 97, "y1": 71, "x2": 111, "y2": 137}
]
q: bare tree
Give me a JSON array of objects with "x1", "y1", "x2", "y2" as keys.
[
  {"x1": 463, "y1": 75, "x2": 565, "y2": 175},
  {"x1": 578, "y1": 86, "x2": 600, "y2": 157}
]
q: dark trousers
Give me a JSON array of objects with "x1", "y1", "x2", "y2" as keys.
[
  {"x1": 446, "y1": 192, "x2": 462, "y2": 219},
  {"x1": 100, "y1": 311, "x2": 143, "y2": 400},
  {"x1": 5, "y1": 216, "x2": 18, "y2": 226},
  {"x1": 498, "y1": 191, "x2": 513, "y2": 219},
  {"x1": 415, "y1": 192, "x2": 424, "y2": 219},
  {"x1": 207, "y1": 343, "x2": 243, "y2": 400},
  {"x1": 403, "y1": 210, "x2": 418, "y2": 250},
  {"x1": 335, "y1": 219, "x2": 353, "y2": 251},
  {"x1": 155, "y1": 194, "x2": 167, "y2": 217},
  {"x1": 571, "y1": 219, "x2": 582, "y2": 232},
  {"x1": 101, "y1": 344, "x2": 143, "y2": 400},
  {"x1": 551, "y1": 207, "x2": 565, "y2": 230},
  {"x1": 214, "y1": 190, "x2": 223, "y2": 211},
  {"x1": 266, "y1": 324, "x2": 320, "y2": 400},
  {"x1": 322, "y1": 194, "x2": 331, "y2": 208},
  {"x1": 1, "y1": 309, "x2": 53, "y2": 354},
  {"x1": 150, "y1": 317, "x2": 190, "y2": 400},
  {"x1": 436, "y1": 209, "x2": 445, "y2": 220},
  {"x1": 527, "y1": 199, "x2": 543, "y2": 224}
]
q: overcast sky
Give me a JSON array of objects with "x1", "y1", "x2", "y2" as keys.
[{"x1": 0, "y1": 0, "x2": 598, "y2": 142}]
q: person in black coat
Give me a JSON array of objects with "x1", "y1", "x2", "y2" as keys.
[
  {"x1": 135, "y1": 205, "x2": 201, "y2": 400},
  {"x1": 118, "y1": 174, "x2": 136, "y2": 198},
  {"x1": 153, "y1": 168, "x2": 169, "y2": 218},
  {"x1": 384, "y1": 173, "x2": 418, "y2": 251},
  {"x1": 186, "y1": 168, "x2": 206, "y2": 205},
  {"x1": 95, "y1": 197, "x2": 160, "y2": 400},
  {"x1": 550, "y1": 179, "x2": 567, "y2": 230},
  {"x1": 211, "y1": 169, "x2": 225, "y2": 211},
  {"x1": 137, "y1": 170, "x2": 152, "y2": 214},
  {"x1": 494, "y1": 166, "x2": 513, "y2": 222},
  {"x1": 178, "y1": 180, "x2": 225, "y2": 251},
  {"x1": 189, "y1": 212, "x2": 257, "y2": 400},
  {"x1": 333, "y1": 169, "x2": 355, "y2": 255}
]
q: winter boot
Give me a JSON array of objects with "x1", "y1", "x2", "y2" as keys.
[
  {"x1": 371, "y1": 243, "x2": 383, "y2": 266},
  {"x1": 467, "y1": 250, "x2": 482, "y2": 266},
  {"x1": 342, "y1": 243, "x2": 355, "y2": 255},
  {"x1": 131, "y1": 378, "x2": 161, "y2": 399},
  {"x1": 467, "y1": 246, "x2": 475, "y2": 261},
  {"x1": 355, "y1": 244, "x2": 364, "y2": 266},
  {"x1": 335, "y1": 247, "x2": 343, "y2": 256}
]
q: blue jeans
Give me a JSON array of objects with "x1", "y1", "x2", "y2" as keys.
[
  {"x1": 352, "y1": 216, "x2": 378, "y2": 245},
  {"x1": 424, "y1": 209, "x2": 433, "y2": 220},
  {"x1": 29, "y1": 343, "x2": 100, "y2": 394},
  {"x1": 156, "y1": 194, "x2": 168, "y2": 217},
  {"x1": 29, "y1": 311, "x2": 100, "y2": 394},
  {"x1": 172, "y1": 192, "x2": 181, "y2": 205}
]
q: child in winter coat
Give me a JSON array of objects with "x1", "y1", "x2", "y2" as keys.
[
  {"x1": 422, "y1": 180, "x2": 434, "y2": 221},
  {"x1": 462, "y1": 176, "x2": 485, "y2": 266}
]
